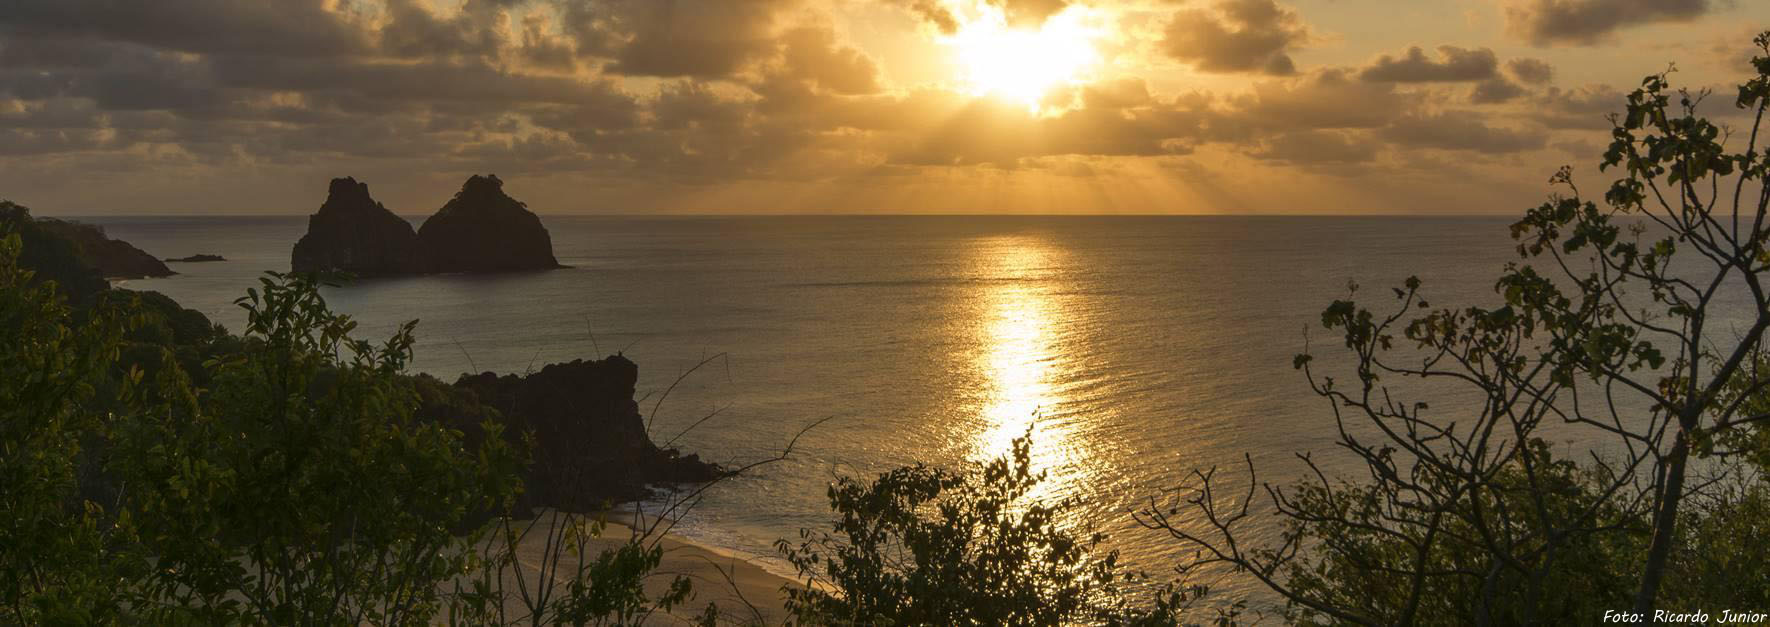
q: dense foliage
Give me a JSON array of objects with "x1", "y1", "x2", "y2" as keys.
[
  {"x1": 114, "y1": 271, "x2": 525, "y2": 623},
  {"x1": 0, "y1": 223, "x2": 709, "y2": 625},
  {"x1": 778, "y1": 433, "x2": 1201, "y2": 626},
  {"x1": 0, "y1": 230, "x2": 139, "y2": 622}
]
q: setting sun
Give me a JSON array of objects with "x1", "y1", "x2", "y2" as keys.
[{"x1": 943, "y1": 4, "x2": 1103, "y2": 112}]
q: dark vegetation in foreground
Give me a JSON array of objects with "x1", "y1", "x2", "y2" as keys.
[{"x1": 6, "y1": 35, "x2": 1770, "y2": 625}]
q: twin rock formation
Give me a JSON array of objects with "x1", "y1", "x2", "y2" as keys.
[{"x1": 292, "y1": 175, "x2": 561, "y2": 276}]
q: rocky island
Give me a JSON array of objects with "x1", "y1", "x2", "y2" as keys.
[
  {"x1": 164, "y1": 254, "x2": 225, "y2": 263},
  {"x1": 291, "y1": 174, "x2": 561, "y2": 276},
  {"x1": 418, "y1": 174, "x2": 562, "y2": 273},
  {"x1": 290, "y1": 177, "x2": 424, "y2": 276}
]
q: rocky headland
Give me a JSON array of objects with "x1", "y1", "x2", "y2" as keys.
[
  {"x1": 423, "y1": 356, "x2": 724, "y2": 512},
  {"x1": 34, "y1": 215, "x2": 174, "y2": 281},
  {"x1": 290, "y1": 174, "x2": 561, "y2": 277},
  {"x1": 0, "y1": 201, "x2": 172, "y2": 304}
]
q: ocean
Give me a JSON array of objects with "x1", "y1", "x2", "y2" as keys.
[{"x1": 86, "y1": 214, "x2": 1587, "y2": 599}]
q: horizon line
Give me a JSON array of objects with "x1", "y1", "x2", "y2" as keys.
[{"x1": 37, "y1": 211, "x2": 1526, "y2": 219}]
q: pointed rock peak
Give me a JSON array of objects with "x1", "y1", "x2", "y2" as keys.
[
  {"x1": 449, "y1": 174, "x2": 526, "y2": 210},
  {"x1": 293, "y1": 176, "x2": 420, "y2": 275},
  {"x1": 321, "y1": 176, "x2": 383, "y2": 212},
  {"x1": 461, "y1": 174, "x2": 502, "y2": 195},
  {"x1": 329, "y1": 176, "x2": 365, "y2": 195},
  {"x1": 419, "y1": 174, "x2": 558, "y2": 272}
]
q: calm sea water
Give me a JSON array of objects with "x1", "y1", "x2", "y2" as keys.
[{"x1": 87, "y1": 214, "x2": 1564, "y2": 597}]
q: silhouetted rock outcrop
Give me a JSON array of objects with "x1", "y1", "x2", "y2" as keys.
[
  {"x1": 1, "y1": 201, "x2": 109, "y2": 302},
  {"x1": 421, "y1": 354, "x2": 724, "y2": 512},
  {"x1": 291, "y1": 177, "x2": 422, "y2": 276},
  {"x1": 1, "y1": 201, "x2": 173, "y2": 303},
  {"x1": 33, "y1": 217, "x2": 174, "y2": 281},
  {"x1": 165, "y1": 254, "x2": 225, "y2": 263},
  {"x1": 289, "y1": 175, "x2": 563, "y2": 277},
  {"x1": 416, "y1": 175, "x2": 561, "y2": 273},
  {"x1": 1, "y1": 201, "x2": 226, "y2": 376}
]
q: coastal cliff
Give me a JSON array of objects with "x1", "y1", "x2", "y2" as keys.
[
  {"x1": 35, "y1": 219, "x2": 175, "y2": 281},
  {"x1": 428, "y1": 355, "x2": 724, "y2": 511},
  {"x1": 290, "y1": 177, "x2": 423, "y2": 276},
  {"x1": 417, "y1": 174, "x2": 561, "y2": 273},
  {"x1": 0, "y1": 201, "x2": 170, "y2": 303}
]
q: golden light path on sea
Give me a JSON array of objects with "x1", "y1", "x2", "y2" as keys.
[{"x1": 970, "y1": 235, "x2": 1093, "y2": 507}]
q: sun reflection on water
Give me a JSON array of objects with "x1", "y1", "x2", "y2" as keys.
[{"x1": 969, "y1": 236, "x2": 1092, "y2": 506}]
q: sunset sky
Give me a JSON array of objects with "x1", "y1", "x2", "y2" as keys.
[{"x1": 2, "y1": 0, "x2": 1766, "y2": 215}]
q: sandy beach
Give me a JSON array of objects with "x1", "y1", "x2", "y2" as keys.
[{"x1": 482, "y1": 509, "x2": 799, "y2": 625}]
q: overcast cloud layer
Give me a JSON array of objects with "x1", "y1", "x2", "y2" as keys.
[{"x1": 0, "y1": 0, "x2": 1764, "y2": 214}]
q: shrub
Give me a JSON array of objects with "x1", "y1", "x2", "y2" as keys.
[{"x1": 780, "y1": 433, "x2": 1192, "y2": 626}]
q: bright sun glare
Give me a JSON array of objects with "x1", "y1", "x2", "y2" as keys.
[{"x1": 943, "y1": 4, "x2": 1102, "y2": 112}]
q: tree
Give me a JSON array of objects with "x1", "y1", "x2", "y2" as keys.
[
  {"x1": 0, "y1": 229, "x2": 141, "y2": 623},
  {"x1": 109, "y1": 272, "x2": 525, "y2": 623},
  {"x1": 779, "y1": 432, "x2": 1206, "y2": 626},
  {"x1": 1140, "y1": 32, "x2": 1770, "y2": 625}
]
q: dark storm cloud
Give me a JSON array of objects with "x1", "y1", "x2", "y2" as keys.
[
  {"x1": 1232, "y1": 69, "x2": 1415, "y2": 129},
  {"x1": 0, "y1": 0, "x2": 672, "y2": 179},
  {"x1": 601, "y1": 0, "x2": 790, "y2": 78},
  {"x1": 778, "y1": 25, "x2": 882, "y2": 96},
  {"x1": 884, "y1": 0, "x2": 962, "y2": 34},
  {"x1": 0, "y1": 43, "x2": 231, "y2": 114},
  {"x1": 553, "y1": 0, "x2": 628, "y2": 58},
  {"x1": 207, "y1": 56, "x2": 638, "y2": 112},
  {"x1": 883, "y1": 0, "x2": 1068, "y2": 32},
  {"x1": 1161, "y1": 0, "x2": 1308, "y2": 76},
  {"x1": 648, "y1": 82, "x2": 752, "y2": 132},
  {"x1": 1506, "y1": 58, "x2": 1556, "y2": 84},
  {"x1": 0, "y1": 35, "x2": 126, "y2": 70},
  {"x1": 0, "y1": 0, "x2": 373, "y2": 58},
  {"x1": 1470, "y1": 77, "x2": 1527, "y2": 104},
  {"x1": 1379, "y1": 111, "x2": 1546, "y2": 154},
  {"x1": 1081, "y1": 78, "x2": 1153, "y2": 110},
  {"x1": 1532, "y1": 84, "x2": 1626, "y2": 129},
  {"x1": 518, "y1": 14, "x2": 580, "y2": 71},
  {"x1": 1505, "y1": 0, "x2": 1712, "y2": 46},
  {"x1": 1359, "y1": 46, "x2": 1499, "y2": 83},
  {"x1": 85, "y1": 52, "x2": 224, "y2": 112},
  {"x1": 0, "y1": 128, "x2": 118, "y2": 156},
  {"x1": 0, "y1": 99, "x2": 103, "y2": 131},
  {"x1": 379, "y1": 0, "x2": 509, "y2": 61},
  {"x1": 1245, "y1": 130, "x2": 1379, "y2": 164}
]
